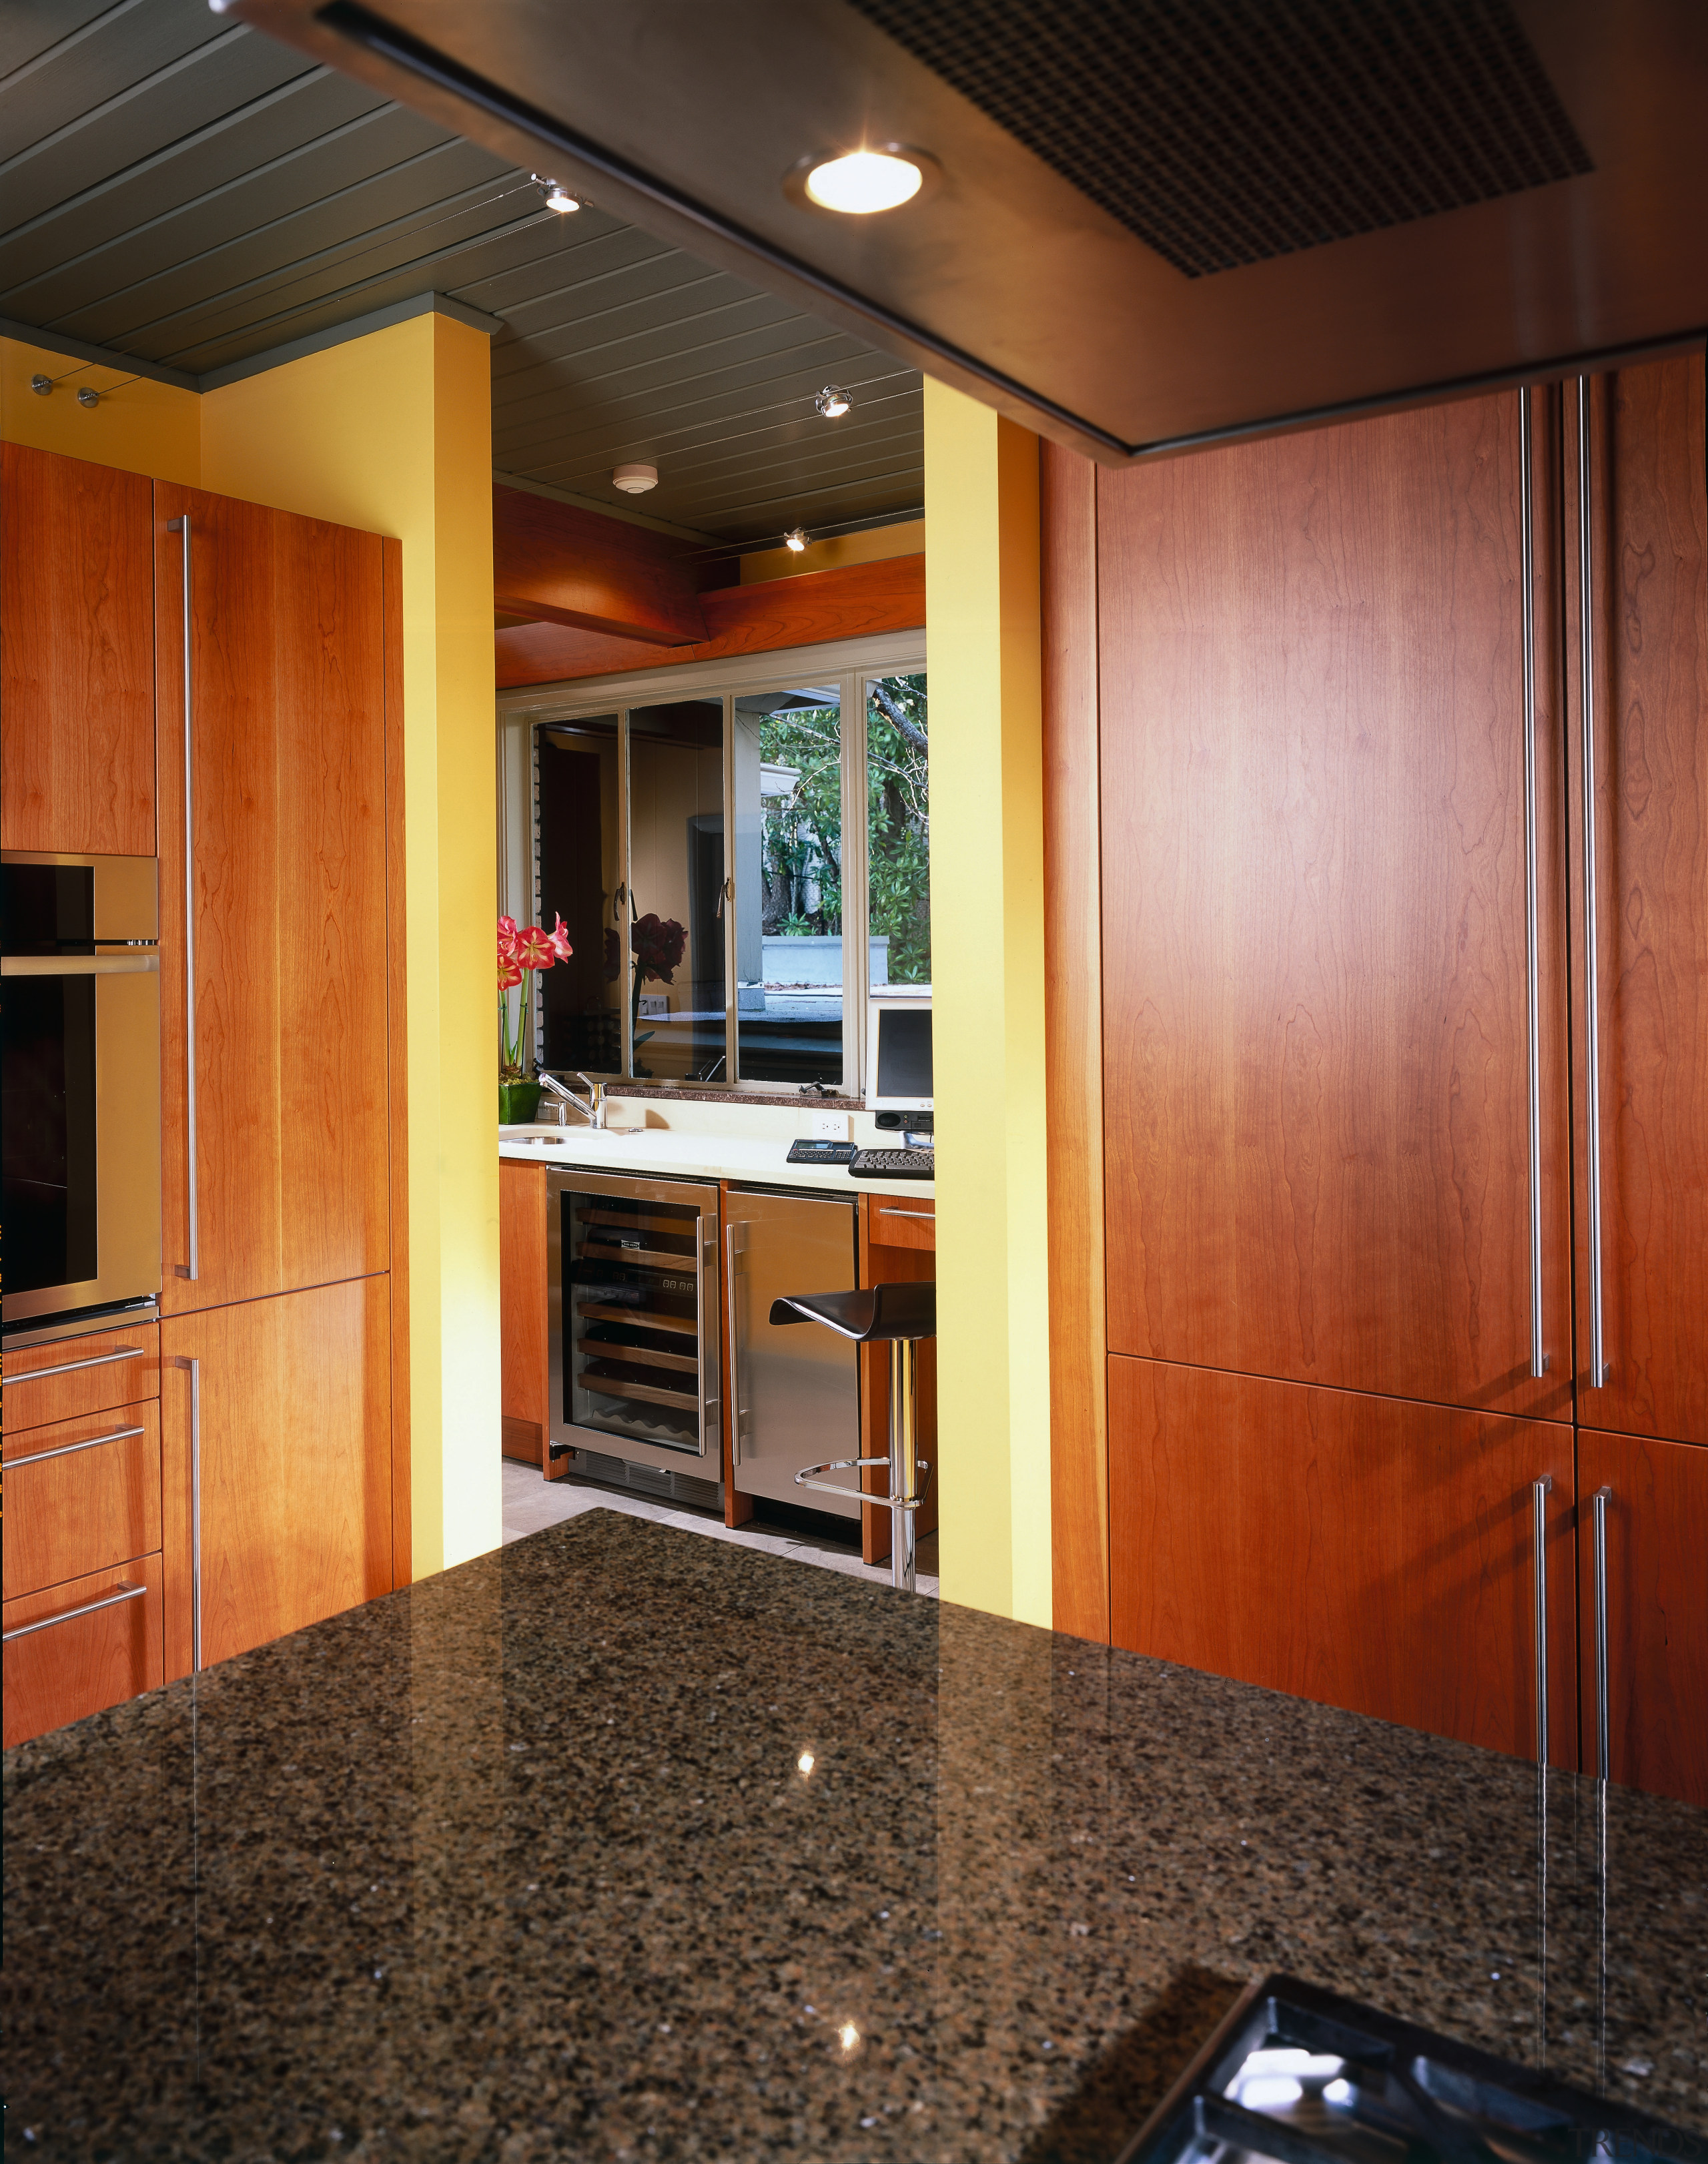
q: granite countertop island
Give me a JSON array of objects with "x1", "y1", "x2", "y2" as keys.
[{"x1": 5, "y1": 1511, "x2": 1705, "y2": 2162}]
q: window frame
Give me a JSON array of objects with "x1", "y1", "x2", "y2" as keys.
[{"x1": 498, "y1": 629, "x2": 926, "y2": 1098}]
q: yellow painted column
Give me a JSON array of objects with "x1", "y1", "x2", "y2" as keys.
[
  {"x1": 200, "y1": 312, "x2": 500, "y2": 1575},
  {"x1": 923, "y1": 378, "x2": 1051, "y2": 1626}
]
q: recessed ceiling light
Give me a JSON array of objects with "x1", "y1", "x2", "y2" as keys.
[
  {"x1": 784, "y1": 528, "x2": 808, "y2": 553},
  {"x1": 789, "y1": 146, "x2": 938, "y2": 216},
  {"x1": 815, "y1": 385, "x2": 852, "y2": 418},
  {"x1": 612, "y1": 463, "x2": 659, "y2": 494},
  {"x1": 534, "y1": 173, "x2": 582, "y2": 213}
]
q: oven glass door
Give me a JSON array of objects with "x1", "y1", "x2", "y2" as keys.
[{"x1": 2, "y1": 855, "x2": 161, "y2": 1325}]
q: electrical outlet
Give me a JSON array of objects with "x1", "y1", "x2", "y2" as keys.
[{"x1": 810, "y1": 1111, "x2": 851, "y2": 1142}]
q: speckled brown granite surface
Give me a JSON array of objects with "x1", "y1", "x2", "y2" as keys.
[{"x1": 3, "y1": 1510, "x2": 1705, "y2": 2162}]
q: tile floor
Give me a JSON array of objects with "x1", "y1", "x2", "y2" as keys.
[{"x1": 502, "y1": 1458, "x2": 940, "y2": 1598}]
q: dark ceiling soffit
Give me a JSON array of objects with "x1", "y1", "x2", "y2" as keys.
[
  {"x1": 234, "y1": 0, "x2": 1708, "y2": 469},
  {"x1": 284, "y1": 0, "x2": 1132, "y2": 460},
  {"x1": 2, "y1": 294, "x2": 500, "y2": 397}
]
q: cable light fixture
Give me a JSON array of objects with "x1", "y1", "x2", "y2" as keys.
[
  {"x1": 784, "y1": 528, "x2": 809, "y2": 553},
  {"x1": 533, "y1": 173, "x2": 583, "y2": 213},
  {"x1": 814, "y1": 384, "x2": 851, "y2": 418}
]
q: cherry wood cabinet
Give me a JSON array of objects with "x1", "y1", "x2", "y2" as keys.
[
  {"x1": 500, "y1": 1158, "x2": 550, "y2": 1469},
  {"x1": 1567, "y1": 354, "x2": 1708, "y2": 1449},
  {"x1": 154, "y1": 484, "x2": 392, "y2": 1315},
  {"x1": 1110, "y1": 1356, "x2": 1578, "y2": 1766},
  {"x1": 0, "y1": 1323, "x2": 159, "y2": 1429},
  {"x1": 1, "y1": 442, "x2": 155, "y2": 855},
  {"x1": 3, "y1": 1555, "x2": 165, "y2": 1751},
  {"x1": 161, "y1": 1276, "x2": 392, "y2": 1677},
  {"x1": 1577, "y1": 1429, "x2": 1708, "y2": 1809},
  {"x1": 1099, "y1": 388, "x2": 1573, "y2": 1425},
  {"x1": 4, "y1": 1401, "x2": 161, "y2": 1601}
]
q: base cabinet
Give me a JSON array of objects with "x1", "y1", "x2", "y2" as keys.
[
  {"x1": 3, "y1": 1556, "x2": 166, "y2": 1750},
  {"x1": 161, "y1": 1278, "x2": 392, "y2": 1676},
  {"x1": 1110, "y1": 1357, "x2": 1579, "y2": 1766},
  {"x1": 1577, "y1": 1429, "x2": 1708, "y2": 1808}
]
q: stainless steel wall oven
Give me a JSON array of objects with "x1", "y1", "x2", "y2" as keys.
[{"x1": 1, "y1": 852, "x2": 161, "y2": 1327}]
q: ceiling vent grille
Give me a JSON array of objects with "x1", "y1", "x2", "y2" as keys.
[{"x1": 846, "y1": 0, "x2": 1593, "y2": 277}]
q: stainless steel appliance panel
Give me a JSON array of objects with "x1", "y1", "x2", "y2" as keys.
[
  {"x1": 2, "y1": 853, "x2": 161, "y2": 1325},
  {"x1": 547, "y1": 1166, "x2": 721, "y2": 1483},
  {"x1": 727, "y1": 1188, "x2": 860, "y2": 1518}
]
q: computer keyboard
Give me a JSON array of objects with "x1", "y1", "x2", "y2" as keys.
[{"x1": 848, "y1": 1146, "x2": 935, "y2": 1179}]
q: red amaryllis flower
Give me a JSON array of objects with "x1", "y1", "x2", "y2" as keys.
[
  {"x1": 498, "y1": 915, "x2": 520, "y2": 960},
  {"x1": 546, "y1": 911, "x2": 572, "y2": 962},
  {"x1": 498, "y1": 957, "x2": 523, "y2": 991},
  {"x1": 513, "y1": 923, "x2": 557, "y2": 970}
]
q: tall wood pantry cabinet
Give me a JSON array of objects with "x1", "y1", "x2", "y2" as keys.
[
  {"x1": 1072, "y1": 348, "x2": 1708, "y2": 1806},
  {"x1": 1, "y1": 444, "x2": 406, "y2": 1744}
]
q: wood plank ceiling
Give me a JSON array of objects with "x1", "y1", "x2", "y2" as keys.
[{"x1": 0, "y1": 0, "x2": 923, "y2": 545}]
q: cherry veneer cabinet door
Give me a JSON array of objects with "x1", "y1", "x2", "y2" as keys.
[
  {"x1": 3, "y1": 1555, "x2": 165, "y2": 1750},
  {"x1": 1568, "y1": 356, "x2": 1708, "y2": 1447},
  {"x1": 1110, "y1": 1357, "x2": 1577, "y2": 1764},
  {"x1": 155, "y1": 485, "x2": 390, "y2": 1313},
  {"x1": 1578, "y1": 1429, "x2": 1708, "y2": 1808},
  {"x1": 1099, "y1": 390, "x2": 1573, "y2": 1423},
  {"x1": 500, "y1": 1158, "x2": 550, "y2": 1469},
  {"x1": 161, "y1": 1277, "x2": 391, "y2": 1676},
  {"x1": 0, "y1": 442, "x2": 155, "y2": 854},
  {"x1": 3, "y1": 1401, "x2": 162, "y2": 1601}
]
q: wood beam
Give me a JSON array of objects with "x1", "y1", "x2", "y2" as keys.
[
  {"x1": 494, "y1": 553, "x2": 925, "y2": 687},
  {"x1": 492, "y1": 484, "x2": 709, "y2": 645}
]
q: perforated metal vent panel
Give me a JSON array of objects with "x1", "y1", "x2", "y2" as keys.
[{"x1": 846, "y1": 0, "x2": 1593, "y2": 277}]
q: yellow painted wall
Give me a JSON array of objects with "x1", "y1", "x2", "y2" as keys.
[
  {"x1": 200, "y1": 312, "x2": 500, "y2": 1576},
  {"x1": 1, "y1": 334, "x2": 199, "y2": 482},
  {"x1": 740, "y1": 516, "x2": 924, "y2": 584},
  {"x1": 923, "y1": 378, "x2": 1051, "y2": 1626}
]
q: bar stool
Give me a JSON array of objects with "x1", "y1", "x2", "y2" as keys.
[{"x1": 769, "y1": 1282, "x2": 935, "y2": 1593}]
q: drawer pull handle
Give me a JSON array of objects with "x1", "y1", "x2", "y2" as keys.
[
  {"x1": 3, "y1": 1581, "x2": 145, "y2": 1644},
  {"x1": 877, "y1": 1208, "x2": 935, "y2": 1221},
  {"x1": 3, "y1": 1346, "x2": 146, "y2": 1389},
  {"x1": 9, "y1": 1423, "x2": 145, "y2": 1469}
]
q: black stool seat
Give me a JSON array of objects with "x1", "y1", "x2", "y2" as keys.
[{"x1": 768, "y1": 1281, "x2": 936, "y2": 1343}]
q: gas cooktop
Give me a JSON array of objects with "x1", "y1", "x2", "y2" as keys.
[{"x1": 1119, "y1": 1975, "x2": 1692, "y2": 2164}]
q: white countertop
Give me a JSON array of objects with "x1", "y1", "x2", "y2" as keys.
[{"x1": 498, "y1": 1124, "x2": 935, "y2": 1200}]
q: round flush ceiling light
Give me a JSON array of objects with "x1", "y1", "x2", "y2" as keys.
[
  {"x1": 787, "y1": 145, "x2": 939, "y2": 215},
  {"x1": 612, "y1": 462, "x2": 659, "y2": 494}
]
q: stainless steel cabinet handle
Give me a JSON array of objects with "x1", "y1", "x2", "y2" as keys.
[
  {"x1": 724, "y1": 1222, "x2": 744, "y2": 1462},
  {"x1": 1593, "y1": 1483, "x2": 1613, "y2": 1780},
  {"x1": 1, "y1": 954, "x2": 159, "y2": 977},
  {"x1": 170, "y1": 1355, "x2": 205, "y2": 1671},
  {"x1": 1519, "y1": 388, "x2": 1546, "y2": 1381},
  {"x1": 169, "y1": 511, "x2": 199, "y2": 1282},
  {"x1": 4, "y1": 1581, "x2": 145, "y2": 1644},
  {"x1": 875, "y1": 1208, "x2": 935, "y2": 1222},
  {"x1": 1531, "y1": 1473, "x2": 1553, "y2": 1766},
  {"x1": 9, "y1": 1423, "x2": 145, "y2": 1469},
  {"x1": 696, "y1": 1216, "x2": 719, "y2": 1453},
  {"x1": 1577, "y1": 382, "x2": 1606, "y2": 1385},
  {"x1": 2, "y1": 1345, "x2": 145, "y2": 1388}
]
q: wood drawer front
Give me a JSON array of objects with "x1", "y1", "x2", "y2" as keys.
[
  {"x1": 867, "y1": 1198, "x2": 936, "y2": 1252},
  {"x1": 3, "y1": 1326, "x2": 161, "y2": 1432},
  {"x1": 3, "y1": 1402, "x2": 162, "y2": 1603},
  {"x1": 3, "y1": 1553, "x2": 165, "y2": 1750}
]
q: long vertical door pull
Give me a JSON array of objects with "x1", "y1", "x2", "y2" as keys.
[
  {"x1": 1519, "y1": 390, "x2": 1546, "y2": 1380},
  {"x1": 1577, "y1": 381, "x2": 1607, "y2": 1386},
  {"x1": 167, "y1": 514, "x2": 199, "y2": 1283},
  {"x1": 1531, "y1": 1473, "x2": 1552, "y2": 1766},
  {"x1": 1592, "y1": 1483, "x2": 1613, "y2": 1780}
]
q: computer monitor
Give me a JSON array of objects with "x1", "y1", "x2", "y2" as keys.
[{"x1": 867, "y1": 994, "x2": 933, "y2": 1111}]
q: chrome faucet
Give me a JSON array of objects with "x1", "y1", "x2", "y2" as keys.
[{"x1": 539, "y1": 1071, "x2": 606, "y2": 1128}]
